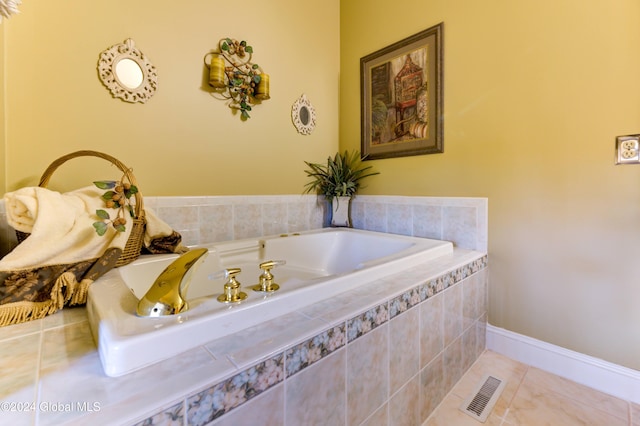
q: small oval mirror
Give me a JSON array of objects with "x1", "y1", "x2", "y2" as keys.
[
  {"x1": 291, "y1": 94, "x2": 316, "y2": 135},
  {"x1": 115, "y1": 58, "x2": 144, "y2": 90},
  {"x1": 299, "y1": 106, "x2": 310, "y2": 126}
]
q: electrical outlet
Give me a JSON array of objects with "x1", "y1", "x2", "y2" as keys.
[{"x1": 616, "y1": 135, "x2": 640, "y2": 164}]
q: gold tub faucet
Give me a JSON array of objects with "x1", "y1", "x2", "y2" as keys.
[{"x1": 136, "y1": 248, "x2": 209, "y2": 317}]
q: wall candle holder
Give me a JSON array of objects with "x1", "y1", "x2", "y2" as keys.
[{"x1": 204, "y1": 38, "x2": 270, "y2": 120}]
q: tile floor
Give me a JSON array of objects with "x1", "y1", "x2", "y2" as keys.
[{"x1": 424, "y1": 350, "x2": 640, "y2": 426}]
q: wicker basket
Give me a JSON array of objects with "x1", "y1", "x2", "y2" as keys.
[{"x1": 15, "y1": 150, "x2": 146, "y2": 267}]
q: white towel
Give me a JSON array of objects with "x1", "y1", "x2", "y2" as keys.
[{"x1": 1, "y1": 185, "x2": 133, "y2": 271}]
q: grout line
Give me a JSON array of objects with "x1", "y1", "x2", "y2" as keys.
[
  {"x1": 386, "y1": 314, "x2": 391, "y2": 426},
  {"x1": 344, "y1": 332, "x2": 349, "y2": 426},
  {"x1": 282, "y1": 355, "x2": 287, "y2": 426},
  {"x1": 33, "y1": 326, "x2": 44, "y2": 425},
  {"x1": 499, "y1": 407, "x2": 512, "y2": 425},
  {"x1": 505, "y1": 363, "x2": 529, "y2": 412}
]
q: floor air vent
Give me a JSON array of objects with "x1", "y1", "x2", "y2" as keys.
[{"x1": 459, "y1": 374, "x2": 506, "y2": 423}]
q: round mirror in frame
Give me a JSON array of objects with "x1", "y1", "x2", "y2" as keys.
[
  {"x1": 114, "y1": 58, "x2": 144, "y2": 90},
  {"x1": 97, "y1": 38, "x2": 158, "y2": 104}
]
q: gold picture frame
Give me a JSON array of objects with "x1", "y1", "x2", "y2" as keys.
[{"x1": 360, "y1": 23, "x2": 443, "y2": 160}]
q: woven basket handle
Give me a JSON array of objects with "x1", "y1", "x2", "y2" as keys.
[{"x1": 37, "y1": 150, "x2": 145, "y2": 220}]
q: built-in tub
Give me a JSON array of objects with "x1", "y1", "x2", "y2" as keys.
[{"x1": 87, "y1": 228, "x2": 453, "y2": 377}]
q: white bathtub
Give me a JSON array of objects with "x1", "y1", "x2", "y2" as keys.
[{"x1": 87, "y1": 228, "x2": 453, "y2": 377}]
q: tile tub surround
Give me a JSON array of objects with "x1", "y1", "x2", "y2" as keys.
[
  {"x1": 0, "y1": 195, "x2": 488, "y2": 424},
  {"x1": 0, "y1": 195, "x2": 487, "y2": 257},
  {"x1": 144, "y1": 194, "x2": 487, "y2": 252},
  {"x1": 0, "y1": 250, "x2": 486, "y2": 425}
]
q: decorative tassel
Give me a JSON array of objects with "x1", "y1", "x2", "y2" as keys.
[{"x1": 0, "y1": 273, "x2": 94, "y2": 326}]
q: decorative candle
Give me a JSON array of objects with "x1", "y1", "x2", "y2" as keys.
[
  {"x1": 255, "y1": 73, "x2": 270, "y2": 99},
  {"x1": 209, "y1": 55, "x2": 227, "y2": 88}
]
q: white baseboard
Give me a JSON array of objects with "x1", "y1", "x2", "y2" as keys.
[{"x1": 486, "y1": 324, "x2": 640, "y2": 404}]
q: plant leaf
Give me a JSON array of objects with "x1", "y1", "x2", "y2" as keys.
[
  {"x1": 95, "y1": 209, "x2": 110, "y2": 220},
  {"x1": 94, "y1": 180, "x2": 116, "y2": 189},
  {"x1": 114, "y1": 223, "x2": 126, "y2": 233},
  {"x1": 93, "y1": 221, "x2": 108, "y2": 236}
]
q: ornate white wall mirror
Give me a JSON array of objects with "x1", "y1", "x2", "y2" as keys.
[
  {"x1": 97, "y1": 38, "x2": 158, "y2": 104},
  {"x1": 291, "y1": 94, "x2": 316, "y2": 135}
]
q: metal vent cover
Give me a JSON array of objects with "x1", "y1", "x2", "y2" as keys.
[{"x1": 459, "y1": 374, "x2": 506, "y2": 423}]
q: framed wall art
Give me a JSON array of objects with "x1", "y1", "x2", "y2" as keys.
[{"x1": 360, "y1": 23, "x2": 443, "y2": 160}]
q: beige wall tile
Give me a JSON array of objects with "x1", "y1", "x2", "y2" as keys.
[
  {"x1": 443, "y1": 283, "x2": 463, "y2": 347},
  {"x1": 420, "y1": 353, "x2": 445, "y2": 421},
  {"x1": 443, "y1": 336, "x2": 464, "y2": 392},
  {"x1": 461, "y1": 324, "x2": 478, "y2": 372},
  {"x1": 443, "y1": 206, "x2": 478, "y2": 250},
  {"x1": 389, "y1": 377, "x2": 420, "y2": 426},
  {"x1": 211, "y1": 384, "x2": 284, "y2": 426},
  {"x1": 463, "y1": 271, "x2": 483, "y2": 330},
  {"x1": 285, "y1": 350, "x2": 346, "y2": 425},
  {"x1": 347, "y1": 324, "x2": 389, "y2": 425},
  {"x1": 420, "y1": 292, "x2": 443, "y2": 368},
  {"x1": 262, "y1": 203, "x2": 288, "y2": 236},
  {"x1": 412, "y1": 204, "x2": 442, "y2": 240},
  {"x1": 199, "y1": 204, "x2": 233, "y2": 244},
  {"x1": 389, "y1": 308, "x2": 419, "y2": 394},
  {"x1": 232, "y1": 204, "x2": 262, "y2": 239},
  {"x1": 360, "y1": 403, "x2": 388, "y2": 426}
]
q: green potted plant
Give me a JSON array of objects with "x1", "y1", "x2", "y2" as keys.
[{"x1": 303, "y1": 150, "x2": 379, "y2": 227}]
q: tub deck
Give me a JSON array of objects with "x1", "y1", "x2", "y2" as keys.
[{"x1": 87, "y1": 228, "x2": 453, "y2": 377}]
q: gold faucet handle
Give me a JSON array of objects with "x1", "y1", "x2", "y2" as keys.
[
  {"x1": 216, "y1": 267, "x2": 248, "y2": 303},
  {"x1": 209, "y1": 268, "x2": 241, "y2": 281},
  {"x1": 226, "y1": 267, "x2": 242, "y2": 278},
  {"x1": 251, "y1": 260, "x2": 286, "y2": 293},
  {"x1": 259, "y1": 260, "x2": 286, "y2": 270}
]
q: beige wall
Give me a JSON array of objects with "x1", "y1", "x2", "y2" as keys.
[
  {"x1": 341, "y1": 0, "x2": 640, "y2": 370},
  {"x1": 1, "y1": 0, "x2": 339, "y2": 194}
]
